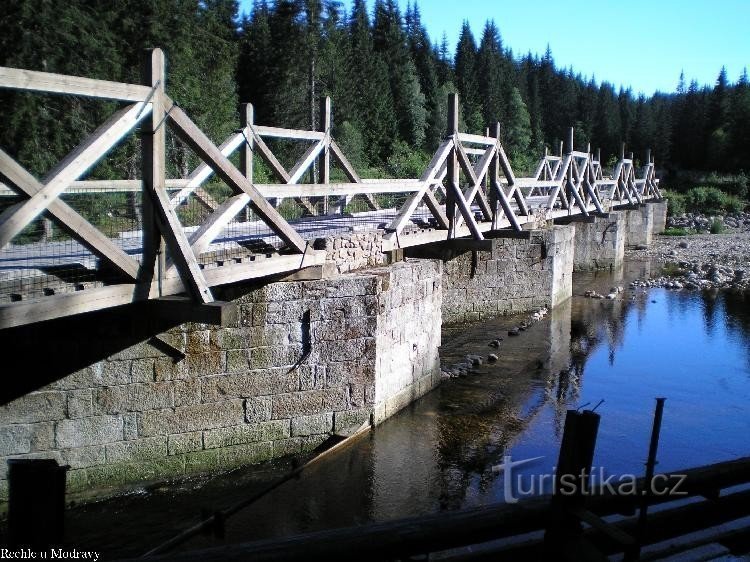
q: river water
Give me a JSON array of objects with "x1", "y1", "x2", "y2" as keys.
[{"x1": 63, "y1": 260, "x2": 750, "y2": 558}]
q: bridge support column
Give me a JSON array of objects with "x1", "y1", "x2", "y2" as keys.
[
  {"x1": 571, "y1": 211, "x2": 627, "y2": 271},
  {"x1": 625, "y1": 204, "x2": 655, "y2": 248},
  {"x1": 651, "y1": 200, "x2": 668, "y2": 234},
  {"x1": 0, "y1": 260, "x2": 443, "y2": 507},
  {"x1": 440, "y1": 225, "x2": 575, "y2": 325}
]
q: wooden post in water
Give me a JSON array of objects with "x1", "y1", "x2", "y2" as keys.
[
  {"x1": 544, "y1": 408, "x2": 601, "y2": 555},
  {"x1": 446, "y1": 93, "x2": 459, "y2": 238}
]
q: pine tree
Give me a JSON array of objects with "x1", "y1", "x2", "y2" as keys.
[
  {"x1": 454, "y1": 21, "x2": 482, "y2": 132},
  {"x1": 476, "y1": 21, "x2": 505, "y2": 129},
  {"x1": 505, "y1": 87, "x2": 532, "y2": 168}
]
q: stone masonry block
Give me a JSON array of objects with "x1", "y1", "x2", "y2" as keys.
[
  {"x1": 291, "y1": 413, "x2": 333, "y2": 437},
  {"x1": 138, "y1": 400, "x2": 245, "y2": 437},
  {"x1": 201, "y1": 370, "x2": 299, "y2": 402},
  {"x1": 0, "y1": 392, "x2": 66, "y2": 424},
  {"x1": 168, "y1": 432, "x2": 203, "y2": 456},
  {"x1": 203, "y1": 420, "x2": 290, "y2": 449},
  {"x1": 0, "y1": 423, "x2": 55, "y2": 456},
  {"x1": 244, "y1": 397, "x2": 272, "y2": 423},
  {"x1": 67, "y1": 389, "x2": 93, "y2": 419},
  {"x1": 61, "y1": 445, "x2": 106, "y2": 469},
  {"x1": 56, "y1": 415, "x2": 124, "y2": 449},
  {"x1": 105, "y1": 436, "x2": 167, "y2": 463},
  {"x1": 93, "y1": 382, "x2": 173, "y2": 415}
]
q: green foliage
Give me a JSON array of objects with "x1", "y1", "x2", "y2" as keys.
[
  {"x1": 664, "y1": 190, "x2": 687, "y2": 216},
  {"x1": 385, "y1": 141, "x2": 430, "y2": 178},
  {"x1": 684, "y1": 186, "x2": 744, "y2": 215},
  {"x1": 710, "y1": 218, "x2": 724, "y2": 234}
]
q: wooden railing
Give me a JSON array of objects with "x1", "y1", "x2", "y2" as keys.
[{"x1": 0, "y1": 49, "x2": 660, "y2": 328}]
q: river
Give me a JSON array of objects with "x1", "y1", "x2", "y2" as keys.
[{"x1": 63, "y1": 260, "x2": 750, "y2": 558}]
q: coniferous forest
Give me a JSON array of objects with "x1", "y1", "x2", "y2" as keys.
[{"x1": 1, "y1": 0, "x2": 748, "y2": 198}]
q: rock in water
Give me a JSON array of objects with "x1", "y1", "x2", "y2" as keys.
[{"x1": 488, "y1": 354, "x2": 498, "y2": 362}]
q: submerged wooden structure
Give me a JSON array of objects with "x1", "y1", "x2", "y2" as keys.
[{"x1": 0, "y1": 49, "x2": 660, "y2": 330}]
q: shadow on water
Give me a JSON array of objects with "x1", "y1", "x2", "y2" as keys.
[{"x1": 60, "y1": 260, "x2": 750, "y2": 557}]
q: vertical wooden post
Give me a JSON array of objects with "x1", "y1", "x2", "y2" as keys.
[
  {"x1": 558, "y1": 140, "x2": 563, "y2": 158},
  {"x1": 545, "y1": 409, "x2": 601, "y2": 554},
  {"x1": 240, "y1": 103, "x2": 254, "y2": 221},
  {"x1": 446, "y1": 93, "x2": 459, "y2": 238},
  {"x1": 597, "y1": 148, "x2": 601, "y2": 163},
  {"x1": 319, "y1": 96, "x2": 331, "y2": 215},
  {"x1": 490, "y1": 122, "x2": 501, "y2": 229},
  {"x1": 566, "y1": 127, "x2": 574, "y2": 154},
  {"x1": 645, "y1": 148, "x2": 651, "y2": 167},
  {"x1": 139, "y1": 48, "x2": 166, "y2": 296},
  {"x1": 621, "y1": 143, "x2": 626, "y2": 161}
]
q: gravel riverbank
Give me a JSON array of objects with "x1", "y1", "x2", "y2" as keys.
[{"x1": 626, "y1": 231, "x2": 750, "y2": 291}]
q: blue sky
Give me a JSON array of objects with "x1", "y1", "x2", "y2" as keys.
[{"x1": 238, "y1": 0, "x2": 749, "y2": 96}]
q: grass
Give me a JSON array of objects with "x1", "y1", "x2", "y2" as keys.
[{"x1": 662, "y1": 227, "x2": 691, "y2": 236}]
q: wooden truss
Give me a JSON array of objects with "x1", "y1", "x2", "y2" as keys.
[{"x1": 0, "y1": 54, "x2": 662, "y2": 329}]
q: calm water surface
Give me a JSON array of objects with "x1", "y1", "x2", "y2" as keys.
[{"x1": 64, "y1": 262, "x2": 750, "y2": 557}]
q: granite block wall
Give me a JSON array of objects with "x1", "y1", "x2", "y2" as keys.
[
  {"x1": 573, "y1": 211, "x2": 627, "y2": 271},
  {"x1": 0, "y1": 259, "x2": 442, "y2": 505},
  {"x1": 442, "y1": 225, "x2": 574, "y2": 325}
]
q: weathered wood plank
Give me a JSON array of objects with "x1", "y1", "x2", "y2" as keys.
[
  {"x1": 0, "y1": 66, "x2": 153, "y2": 101},
  {"x1": 166, "y1": 100, "x2": 307, "y2": 253},
  {"x1": 0, "y1": 102, "x2": 150, "y2": 249},
  {"x1": 0, "y1": 251, "x2": 327, "y2": 329},
  {"x1": 329, "y1": 141, "x2": 362, "y2": 183},
  {"x1": 252, "y1": 125, "x2": 325, "y2": 141},
  {"x1": 186, "y1": 193, "x2": 250, "y2": 257},
  {"x1": 456, "y1": 132, "x2": 496, "y2": 146},
  {"x1": 146, "y1": 160, "x2": 214, "y2": 304},
  {"x1": 386, "y1": 138, "x2": 453, "y2": 234},
  {"x1": 288, "y1": 139, "x2": 326, "y2": 184},
  {"x1": 250, "y1": 132, "x2": 291, "y2": 183},
  {"x1": 169, "y1": 132, "x2": 244, "y2": 208}
]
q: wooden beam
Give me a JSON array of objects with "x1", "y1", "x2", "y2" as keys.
[
  {"x1": 386, "y1": 138, "x2": 453, "y2": 235},
  {"x1": 148, "y1": 297, "x2": 238, "y2": 326},
  {"x1": 169, "y1": 132, "x2": 244, "y2": 208},
  {"x1": 166, "y1": 100, "x2": 307, "y2": 254},
  {"x1": 251, "y1": 125, "x2": 324, "y2": 141},
  {"x1": 249, "y1": 131, "x2": 291, "y2": 183},
  {"x1": 0, "y1": 148, "x2": 140, "y2": 280},
  {"x1": 288, "y1": 139, "x2": 326, "y2": 184},
  {"x1": 422, "y1": 189, "x2": 450, "y2": 229},
  {"x1": 0, "y1": 102, "x2": 150, "y2": 249},
  {"x1": 329, "y1": 140, "x2": 361, "y2": 183},
  {"x1": 0, "y1": 251, "x2": 327, "y2": 329},
  {"x1": 0, "y1": 66, "x2": 153, "y2": 102},
  {"x1": 186, "y1": 193, "x2": 250, "y2": 257}
]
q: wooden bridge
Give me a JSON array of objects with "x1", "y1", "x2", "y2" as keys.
[{"x1": 0, "y1": 49, "x2": 660, "y2": 330}]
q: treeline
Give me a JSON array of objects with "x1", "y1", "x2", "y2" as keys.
[{"x1": 1, "y1": 0, "x2": 748, "y2": 182}]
